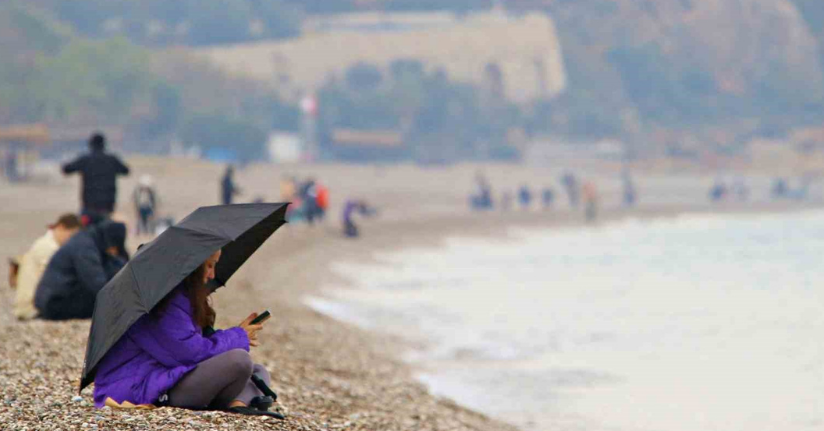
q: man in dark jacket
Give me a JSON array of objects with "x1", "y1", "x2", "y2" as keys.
[
  {"x1": 63, "y1": 133, "x2": 130, "y2": 222},
  {"x1": 34, "y1": 221, "x2": 128, "y2": 320}
]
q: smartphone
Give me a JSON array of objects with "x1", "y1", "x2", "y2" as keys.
[{"x1": 250, "y1": 310, "x2": 271, "y2": 325}]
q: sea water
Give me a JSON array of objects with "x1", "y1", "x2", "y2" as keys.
[{"x1": 307, "y1": 211, "x2": 824, "y2": 431}]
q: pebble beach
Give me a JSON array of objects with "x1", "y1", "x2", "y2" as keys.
[{"x1": 0, "y1": 156, "x2": 815, "y2": 430}]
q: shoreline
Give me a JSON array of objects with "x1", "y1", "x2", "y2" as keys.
[
  {"x1": 1, "y1": 157, "x2": 820, "y2": 431},
  {"x1": 273, "y1": 199, "x2": 823, "y2": 431}
]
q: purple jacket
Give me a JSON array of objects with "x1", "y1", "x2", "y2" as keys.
[{"x1": 93, "y1": 286, "x2": 249, "y2": 407}]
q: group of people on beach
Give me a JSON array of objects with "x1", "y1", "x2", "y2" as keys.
[
  {"x1": 709, "y1": 176, "x2": 816, "y2": 203},
  {"x1": 470, "y1": 170, "x2": 635, "y2": 223},
  {"x1": 10, "y1": 134, "x2": 130, "y2": 321},
  {"x1": 7, "y1": 132, "x2": 282, "y2": 418},
  {"x1": 278, "y1": 175, "x2": 329, "y2": 225}
]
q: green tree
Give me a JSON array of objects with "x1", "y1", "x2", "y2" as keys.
[{"x1": 29, "y1": 37, "x2": 151, "y2": 122}]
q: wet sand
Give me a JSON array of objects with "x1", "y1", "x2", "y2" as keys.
[{"x1": 0, "y1": 156, "x2": 815, "y2": 430}]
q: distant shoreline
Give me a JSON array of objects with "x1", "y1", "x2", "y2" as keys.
[{"x1": 293, "y1": 199, "x2": 822, "y2": 430}]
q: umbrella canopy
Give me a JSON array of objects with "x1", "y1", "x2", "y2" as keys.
[{"x1": 80, "y1": 203, "x2": 288, "y2": 392}]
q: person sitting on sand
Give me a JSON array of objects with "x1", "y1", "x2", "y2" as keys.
[
  {"x1": 34, "y1": 221, "x2": 128, "y2": 320},
  {"x1": 93, "y1": 250, "x2": 276, "y2": 417},
  {"x1": 13, "y1": 214, "x2": 82, "y2": 320}
]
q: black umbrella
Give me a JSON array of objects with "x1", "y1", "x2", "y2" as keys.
[{"x1": 80, "y1": 203, "x2": 289, "y2": 392}]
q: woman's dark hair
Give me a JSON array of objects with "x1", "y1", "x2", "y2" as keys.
[
  {"x1": 184, "y1": 264, "x2": 216, "y2": 328},
  {"x1": 154, "y1": 262, "x2": 215, "y2": 328}
]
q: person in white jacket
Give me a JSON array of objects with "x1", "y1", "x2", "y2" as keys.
[{"x1": 14, "y1": 214, "x2": 81, "y2": 320}]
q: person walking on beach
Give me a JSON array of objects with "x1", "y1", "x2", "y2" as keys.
[
  {"x1": 518, "y1": 185, "x2": 533, "y2": 210},
  {"x1": 470, "y1": 172, "x2": 493, "y2": 210},
  {"x1": 299, "y1": 178, "x2": 320, "y2": 225},
  {"x1": 582, "y1": 181, "x2": 599, "y2": 223},
  {"x1": 13, "y1": 214, "x2": 82, "y2": 320},
  {"x1": 221, "y1": 166, "x2": 241, "y2": 205},
  {"x1": 622, "y1": 168, "x2": 637, "y2": 207},
  {"x1": 63, "y1": 133, "x2": 130, "y2": 223},
  {"x1": 133, "y1": 175, "x2": 157, "y2": 236},
  {"x1": 34, "y1": 221, "x2": 128, "y2": 320},
  {"x1": 542, "y1": 187, "x2": 555, "y2": 210},
  {"x1": 561, "y1": 172, "x2": 580, "y2": 208},
  {"x1": 93, "y1": 250, "x2": 276, "y2": 416}
]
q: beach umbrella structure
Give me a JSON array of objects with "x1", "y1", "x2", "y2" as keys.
[{"x1": 79, "y1": 203, "x2": 289, "y2": 392}]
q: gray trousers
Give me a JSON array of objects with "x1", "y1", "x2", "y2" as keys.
[{"x1": 168, "y1": 349, "x2": 271, "y2": 409}]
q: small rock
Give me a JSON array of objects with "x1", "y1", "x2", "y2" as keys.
[{"x1": 71, "y1": 396, "x2": 83, "y2": 403}]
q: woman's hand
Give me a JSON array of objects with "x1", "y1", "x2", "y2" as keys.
[{"x1": 239, "y1": 313, "x2": 263, "y2": 347}]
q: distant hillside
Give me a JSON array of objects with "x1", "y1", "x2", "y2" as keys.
[
  {"x1": 8, "y1": 0, "x2": 824, "y2": 152},
  {"x1": 538, "y1": 0, "x2": 824, "y2": 143},
  {"x1": 197, "y1": 12, "x2": 566, "y2": 104}
]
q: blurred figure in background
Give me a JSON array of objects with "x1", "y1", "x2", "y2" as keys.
[
  {"x1": 133, "y1": 175, "x2": 157, "y2": 236},
  {"x1": 221, "y1": 166, "x2": 241, "y2": 205},
  {"x1": 771, "y1": 177, "x2": 789, "y2": 199},
  {"x1": 63, "y1": 133, "x2": 130, "y2": 224},
  {"x1": 299, "y1": 178, "x2": 320, "y2": 225},
  {"x1": 518, "y1": 185, "x2": 532, "y2": 210},
  {"x1": 14, "y1": 214, "x2": 82, "y2": 320},
  {"x1": 561, "y1": 172, "x2": 580, "y2": 208},
  {"x1": 622, "y1": 168, "x2": 637, "y2": 207},
  {"x1": 5, "y1": 149, "x2": 19, "y2": 182},
  {"x1": 343, "y1": 199, "x2": 376, "y2": 238},
  {"x1": 542, "y1": 187, "x2": 554, "y2": 210},
  {"x1": 35, "y1": 221, "x2": 128, "y2": 320},
  {"x1": 280, "y1": 176, "x2": 296, "y2": 202},
  {"x1": 709, "y1": 178, "x2": 728, "y2": 203},
  {"x1": 315, "y1": 181, "x2": 329, "y2": 223},
  {"x1": 470, "y1": 172, "x2": 493, "y2": 210},
  {"x1": 582, "y1": 181, "x2": 599, "y2": 223}
]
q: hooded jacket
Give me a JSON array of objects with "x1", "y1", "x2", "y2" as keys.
[
  {"x1": 92, "y1": 287, "x2": 249, "y2": 407},
  {"x1": 34, "y1": 223, "x2": 127, "y2": 320}
]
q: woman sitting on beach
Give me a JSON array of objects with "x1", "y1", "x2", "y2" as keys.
[{"x1": 92, "y1": 250, "x2": 277, "y2": 417}]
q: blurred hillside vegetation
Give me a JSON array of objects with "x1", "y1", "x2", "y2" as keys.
[{"x1": 3, "y1": 0, "x2": 824, "y2": 162}]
